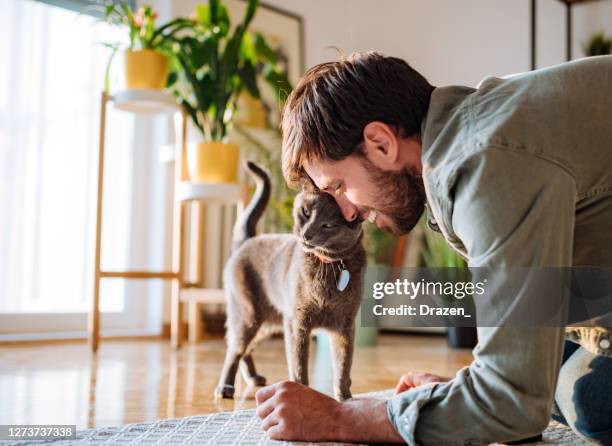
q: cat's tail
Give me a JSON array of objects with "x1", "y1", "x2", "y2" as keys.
[{"x1": 232, "y1": 161, "x2": 271, "y2": 251}]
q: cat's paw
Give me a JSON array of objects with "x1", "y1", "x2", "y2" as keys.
[
  {"x1": 335, "y1": 391, "x2": 352, "y2": 401},
  {"x1": 214, "y1": 384, "x2": 235, "y2": 399},
  {"x1": 249, "y1": 374, "x2": 267, "y2": 386}
]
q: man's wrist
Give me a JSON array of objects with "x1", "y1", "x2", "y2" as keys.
[{"x1": 335, "y1": 398, "x2": 405, "y2": 444}]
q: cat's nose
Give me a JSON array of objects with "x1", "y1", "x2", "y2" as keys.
[{"x1": 303, "y1": 232, "x2": 313, "y2": 242}]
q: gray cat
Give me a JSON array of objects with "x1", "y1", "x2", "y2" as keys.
[{"x1": 216, "y1": 161, "x2": 366, "y2": 401}]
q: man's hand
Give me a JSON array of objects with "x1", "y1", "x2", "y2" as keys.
[
  {"x1": 394, "y1": 372, "x2": 451, "y2": 394},
  {"x1": 255, "y1": 380, "x2": 404, "y2": 443},
  {"x1": 255, "y1": 381, "x2": 341, "y2": 441}
]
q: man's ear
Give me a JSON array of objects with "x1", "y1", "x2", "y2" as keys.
[{"x1": 362, "y1": 121, "x2": 400, "y2": 170}]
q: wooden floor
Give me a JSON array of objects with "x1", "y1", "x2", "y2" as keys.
[{"x1": 0, "y1": 333, "x2": 472, "y2": 429}]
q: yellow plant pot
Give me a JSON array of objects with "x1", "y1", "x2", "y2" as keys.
[
  {"x1": 187, "y1": 142, "x2": 240, "y2": 183},
  {"x1": 237, "y1": 93, "x2": 268, "y2": 129},
  {"x1": 124, "y1": 49, "x2": 169, "y2": 90}
]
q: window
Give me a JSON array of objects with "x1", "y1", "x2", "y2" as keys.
[
  {"x1": 0, "y1": 0, "x2": 166, "y2": 338},
  {"x1": 33, "y1": 0, "x2": 136, "y2": 18}
]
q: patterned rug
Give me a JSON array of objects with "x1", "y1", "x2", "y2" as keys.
[{"x1": 2, "y1": 392, "x2": 588, "y2": 445}]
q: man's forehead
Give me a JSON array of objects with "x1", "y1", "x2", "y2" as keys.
[{"x1": 302, "y1": 159, "x2": 338, "y2": 189}]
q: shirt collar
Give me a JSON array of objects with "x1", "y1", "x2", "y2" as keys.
[{"x1": 420, "y1": 85, "x2": 476, "y2": 167}]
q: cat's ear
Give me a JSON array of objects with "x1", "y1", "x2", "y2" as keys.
[{"x1": 300, "y1": 175, "x2": 318, "y2": 193}]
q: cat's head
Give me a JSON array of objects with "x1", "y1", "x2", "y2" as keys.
[{"x1": 293, "y1": 178, "x2": 363, "y2": 260}]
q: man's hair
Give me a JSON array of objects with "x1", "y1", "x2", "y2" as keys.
[{"x1": 281, "y1": 51, "x2": 435, "y2": 187}]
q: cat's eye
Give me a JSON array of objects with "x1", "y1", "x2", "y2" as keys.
[
  {"x1": 302, "y1": 207, "x2": 310, "y2": 218},
  {"x1": 322, "y1": 223, "x2": 334, "y2": 229}
]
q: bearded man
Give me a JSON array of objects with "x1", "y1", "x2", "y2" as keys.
[{"x1": 255, "y1": 52, "x2": 612, "y2": 445}]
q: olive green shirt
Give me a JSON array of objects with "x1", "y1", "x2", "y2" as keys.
[{"x1": 387, "y1": 56, "x2": 612, "y2": 445}]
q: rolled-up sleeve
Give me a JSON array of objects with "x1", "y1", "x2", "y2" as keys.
[{"x1": 387, "y1": 147, "x2": 576, "y2": 445}]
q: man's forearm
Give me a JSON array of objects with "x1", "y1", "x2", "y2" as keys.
[{"x1": 337, "y1": 398, "x2": 405, "y2": 444}]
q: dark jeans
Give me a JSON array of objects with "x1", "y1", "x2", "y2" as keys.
[{"x1": 551, "y1": 340, "x2": 612, "y2": 445}]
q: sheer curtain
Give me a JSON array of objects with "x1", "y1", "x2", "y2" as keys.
[{"x1": 0, "y1": 0, "x2": 167, "y2": 336}]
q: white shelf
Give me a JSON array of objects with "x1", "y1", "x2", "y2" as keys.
[
  {"x1": 176, "y1": 181, "x2": 241, "y2": 204},
  {"x1": 112, "y1": 89, "x2": 178, "y2": 114}
]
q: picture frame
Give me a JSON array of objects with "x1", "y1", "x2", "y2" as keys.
[{"x1": 229, "y1": 0, "x2": 305, "y2": 127}]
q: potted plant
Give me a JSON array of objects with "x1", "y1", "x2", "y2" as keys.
[
  {"x1": 168, "y1": 0, "x2": 291, "y2": 184},
  {"x1": 583, "y1": 31, "x2": 612, "y2": 57},
  {"x1": 102, "y1": 1, "x2": 193, "y2": 91}
]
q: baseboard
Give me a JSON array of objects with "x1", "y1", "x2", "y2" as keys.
[{"x1": 0, "y1": 328, "x2": 163, "y2": 345}]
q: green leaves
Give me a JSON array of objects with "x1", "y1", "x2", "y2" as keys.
[
  {"x1": 149, "y1": 18, "x2": 196, "y2": 49},
  {"x1": 101, "y1": 2, "x2": 193, "y2": 53},
  {"x1": 238, "y1": 62, "x2": 259, "y2": 99},
  {"x1": 252, "y1": 32, "x2": 277, "y2": 63},
  {"x1": 194, "y1": 1, "x2": 230, "y2": 37},
  {"x1": 422, "y1": 221, "x2": 466, "y2": 268},
  {"x1": 250, "y1": 32, "x2": 291, "y2": 103},
  {"x1": 168, "y1": 0, "x2": 293, "y2": 142},
  {"x1": 102, "y1": 42, "x2": 120, "y2": 94},
  {"x1": 584, "y1": 32, "x2": 612, "y2": 57},
  {"x1": 179, "y1": 35, "x2": 215, "y2": 70},
  {"x1": 242, "y1": 0, "x2": 259, "y2": 30},
  {"x1": 261, "y1": 64, "x2": 291, "y2": 103},
  {"x1": 240, "y1": 32, "x2": 257, "y2": 65}
]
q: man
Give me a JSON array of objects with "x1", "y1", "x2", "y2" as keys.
[{"x1": 255, "y1": 52, "x2": 612, "y2": 445}]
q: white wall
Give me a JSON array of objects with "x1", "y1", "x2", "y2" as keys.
[
  {"x1": 172, "y1": 0, "x2": 612, "y2": 87},
  {"x1": 161, "y1": 0, "x2": 612, "y2": 325}
]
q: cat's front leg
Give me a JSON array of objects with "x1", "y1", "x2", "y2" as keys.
[
  {"x1": 329, "y1": 325, "x2": 355, "y2": 401},
  {"x1": 287, "y1": 318, "x2": 311, "y2": 386},
  {"x1": 282, "y1": 317, "x2": 295, "y2": 380}
]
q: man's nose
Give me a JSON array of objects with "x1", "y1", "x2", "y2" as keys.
[{"x1": 335, "y1": 194, "x2": 359, "y2": 222}]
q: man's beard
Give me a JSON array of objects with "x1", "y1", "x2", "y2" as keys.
[{"x1": 362, "y1": 157, "x2": 426, "y2": 235}]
